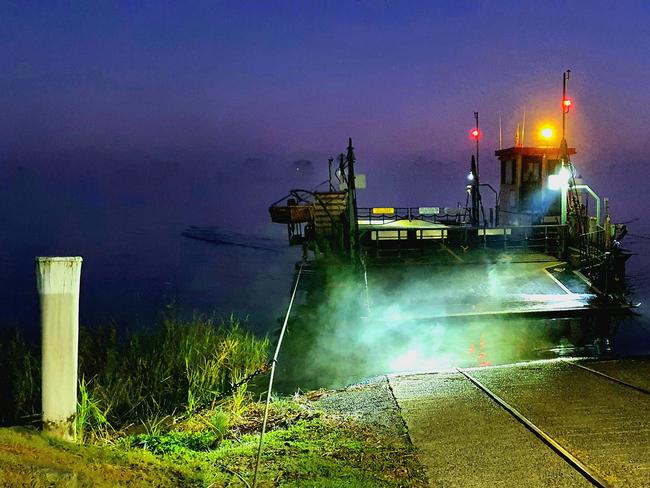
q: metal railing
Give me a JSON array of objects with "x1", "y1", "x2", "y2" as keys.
[
  {"x1": 357, "y1": 206, "x2": 470, "y2": 225},
  {"x1": 363, "y1": 223, "x2": 569, "y2": 258},
  {"x1": 577, "y1": 226, "x2": 608, "y2": 263}
]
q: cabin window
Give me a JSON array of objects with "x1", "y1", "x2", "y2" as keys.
[
  {"x1": 502, "y1": 160, "x2": 516, "y2": 185},
  {"x1": 509, "y1": 189, "x2": 517, "y2": 208},
  {"x1": 523, "y1": 161, "x2": 541, "y2": 183},
  {"x1": 501, "y1": 159, "x2": 518, "y2": 185}
]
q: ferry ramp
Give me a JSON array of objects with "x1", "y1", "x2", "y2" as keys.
[
  {"x1": 364, "y1": 251, "x2": 602, "y2": 320},
  {"x1": 388, "y1": 358, "x2": 650, "y2": 487}
]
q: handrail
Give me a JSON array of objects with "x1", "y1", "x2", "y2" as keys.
[
  {"x1": 357, "y1": 206, "x2": 471, "y2": 225},
  {"x1": 270, "y1": 189, "x2": 339, "y2": 226}
]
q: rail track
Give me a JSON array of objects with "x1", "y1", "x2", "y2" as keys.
[
  {"x1": 560, "y1": 359, "x2": 650, "y2": 396},
  {"x1": 457, "y1": 367, "x2": 610, "y2": 487}
]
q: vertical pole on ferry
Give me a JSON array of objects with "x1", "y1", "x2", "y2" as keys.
[
  {"x1": 328, "y1": 157, "x2": 334, "y2": 191},
  {"x1": 470, "y1": 112, "x2": 484, "y2": 226},
  {"x1": 474, "y1": 111, "x2": 480, "y2": 179},
  {"x1": 346, "y1": 138, "x2": 360, "y2": 265},
  {"x1": 560, "y1": 70, "x2": 572, "y2": 226}
]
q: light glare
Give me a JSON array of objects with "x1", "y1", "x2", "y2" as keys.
[{"x1": 548, "y1": 166, "x2": 571, "y2": 190}]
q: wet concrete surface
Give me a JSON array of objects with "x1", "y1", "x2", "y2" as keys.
[
  {"x1": 388, "y1": 370, "x2": 592, "y2": 487},
  {"x1": 581, "y1": 358, "x2": 650, "y2": 391},
  {"x1": 372, "y1": 359, "x2": 650, "y2": 487},
  {"x1": 464, "y1": 360, "x2": 650, "y2": 487}
]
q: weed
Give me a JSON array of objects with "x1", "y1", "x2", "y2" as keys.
[
  {"x1": 76, "y1": 376, "x2": 112, "y2": 442},
  {"x1": 129, "y1": 430, "x2": 220, "y2": 455},
  {"x1": 80, "y1": 313, "x2": 269, "y2": 429},
  {"x1": 208, "y1": 409, "x2": 230, "y2": 437},
  {"x1": 0, "y1": 313, "x2": 269, "y2": 437},
  {"x1": 0, "y1": 329, "x2": 40, "y2": 425}
]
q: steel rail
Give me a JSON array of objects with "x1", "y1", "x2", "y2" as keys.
[
  {"x1": 457, "y1": 367, "x2": 609, "y2": 488},
  {"x1": 561, "y1": 359, "x2": 650, "y2": 396},
  {"x1": 252, "y1": 263, "x2": 303, "y2": 488}
]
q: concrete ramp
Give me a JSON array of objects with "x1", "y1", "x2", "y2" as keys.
[
  {"x1": 389, "y1": 371, "x2": 592, "y2": 487},
  {"x1": 389, "y1": 359, "x2": 650, "y2": 487}
]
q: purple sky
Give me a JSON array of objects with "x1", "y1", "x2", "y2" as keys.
[{"x1": 2, "y1": 1, "x2": 650, "y2": 209}]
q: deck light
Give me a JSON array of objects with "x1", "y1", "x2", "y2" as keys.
[
  {"x1": 470, "y1": 128, "x2": 480, "y2": 140},
  {"x1": 467, "y1": 172, "x2": 474, "y2": 181},
  {"x1": 562, "y1": 98, "x2": 572, "y2": 113},
  {"x1": 548, "y1": 166, "x2": 571, "y2": 191}
]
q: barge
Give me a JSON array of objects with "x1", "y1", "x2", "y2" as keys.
[{"x1": 269, "y1": 74, "x2": 633, "y2": 323}]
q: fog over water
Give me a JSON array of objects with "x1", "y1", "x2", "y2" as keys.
[
  {"x1": 2, "y1": 2, "x2": 650, "y2": 385},
  {"x1": 2, "y1": 148, "x2": 650, "y2": 344}
]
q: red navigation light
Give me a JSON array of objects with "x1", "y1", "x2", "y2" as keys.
[
  {"x1": 470, "y1": 128, "x2": 480, "y2": 139},
  {"x1": 562, "y1": 98, "x2": 572, "y2": 113}
]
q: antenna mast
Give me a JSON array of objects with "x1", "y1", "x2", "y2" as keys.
[
  {"x1": 498, "y1": 112, "x2": 503, "y2": 150},
  {"x1": 474, "y1": 111, "x2": 480, "y2": 177},
  {"x1": 521, "y1": 107, "x2": 526, "y2": 147}
]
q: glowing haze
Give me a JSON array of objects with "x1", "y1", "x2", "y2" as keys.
[
  {"x1": 2, "y1": 1, "x2": 649, "y2": 204},
  {"x1": 2, "y1": 1, "x2": 650, "y2": 328}
]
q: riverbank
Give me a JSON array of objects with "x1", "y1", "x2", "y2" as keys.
[
  {"x1": 0, "y1": 392, "x2": 425, "y2": 487},
  {"x1": 0, "y1": 313, "x2": 426, "y2": 486}
]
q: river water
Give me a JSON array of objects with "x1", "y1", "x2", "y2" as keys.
[{"x1": 2, "y1": 158, "x2": 650, "y2": 390}]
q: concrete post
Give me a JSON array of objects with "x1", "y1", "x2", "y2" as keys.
[{"x1": 36, "y1": 257, "x2": 82, "y2": 440}]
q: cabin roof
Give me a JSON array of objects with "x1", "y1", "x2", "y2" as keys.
[{"x1": 495, "y1": 146, "x2": 576, "y2": 159}]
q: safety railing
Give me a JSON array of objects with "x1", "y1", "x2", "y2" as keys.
[
  {"x1": 577, "y1": 226, "x2": 608, "y2": 263},
  {"x1": 451, "y1": 224, "x2": 568, "y2": 255},
  {"x1": 362, "y1": 223, "x2": 568, "y2": 258},
  {"x1": 357, "y1": 206, "x2": 470, "y2": 225}
]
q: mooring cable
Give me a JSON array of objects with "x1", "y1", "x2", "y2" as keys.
[
  {"x1": 361, "y1": 253, "x2": 371, "y2": 316},
  {"x1": 252, "y1": 263, "x2": 303, "y2": 488}
]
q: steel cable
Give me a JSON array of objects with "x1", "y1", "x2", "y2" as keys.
[{"x1": 252, "y1": 263, "x2": 304, "y2": 487}]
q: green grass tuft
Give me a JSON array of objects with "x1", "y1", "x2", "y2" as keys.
[{"x1": 80, "y1": 313, "x2": 269, "y2": 428}]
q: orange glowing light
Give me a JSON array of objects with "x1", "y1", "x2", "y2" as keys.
[
  {"x1": 470, "y1": 128, "x2": 480, "y2": 139},
  {"x1": 562, "y1": 98, "x2": 572, "y2": 112},
  {"x1": 540, "y1": 126, "x2": 554, "y2": 140}
]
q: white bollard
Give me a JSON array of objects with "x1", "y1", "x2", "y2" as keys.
[{"x1": 36, "y1": 256, "x2": 83, "y2": 440}]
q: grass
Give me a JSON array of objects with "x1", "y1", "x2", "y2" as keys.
[
  {"x1": 0, "y1": 311, "x2": 427, "y2": 486},
  {"x1": 0, "y1": 313, "x2": 270, "y2": 436},
  {"x1": 0, "y1": 427, "x2": 195, "y2": 487},
  {"x1": 77, "y1": 313, "x2": 270, "y2": 432},
  {"x1": 0, "y1": 400, "x2": 426, "y2": 487},
  {"x1": 206, "y1": 408, "x2": 425, "y2": 487},
  {"x1": 0, "y1": 328, "x2": 39, "y2": 425}
]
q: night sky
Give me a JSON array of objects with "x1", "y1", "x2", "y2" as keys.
[
  {"x1": 2, "y1": 1, "x2": 650, "y2": 326},
  {"x1": 3, "y1": 2, "x2": 650, "y2": 175}
]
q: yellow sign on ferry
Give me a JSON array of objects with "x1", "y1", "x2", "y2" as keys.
[{"x1": 372, "y1": 207, "x2": 395, "y2": 215}]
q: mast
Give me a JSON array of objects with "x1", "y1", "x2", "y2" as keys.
[
  {"x1": 471, "y1": 112, "x2": 484, "y2": 226},
  {"x1": 498, "y1": 112, "x2": 503, "y2": 150},
  {"x1": 328, "y1": 157, "x2": 334, "y2": 191},
  {"x1": 346, "y1": 138, "x2": 360, "y2": 263},
  {"x1": 474, "y1": 111, "x2": 480, "y2": 178}
]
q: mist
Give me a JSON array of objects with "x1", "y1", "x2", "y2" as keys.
[{"x1": 275, "y1": 249, "x2": 635, "y2": 391}]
